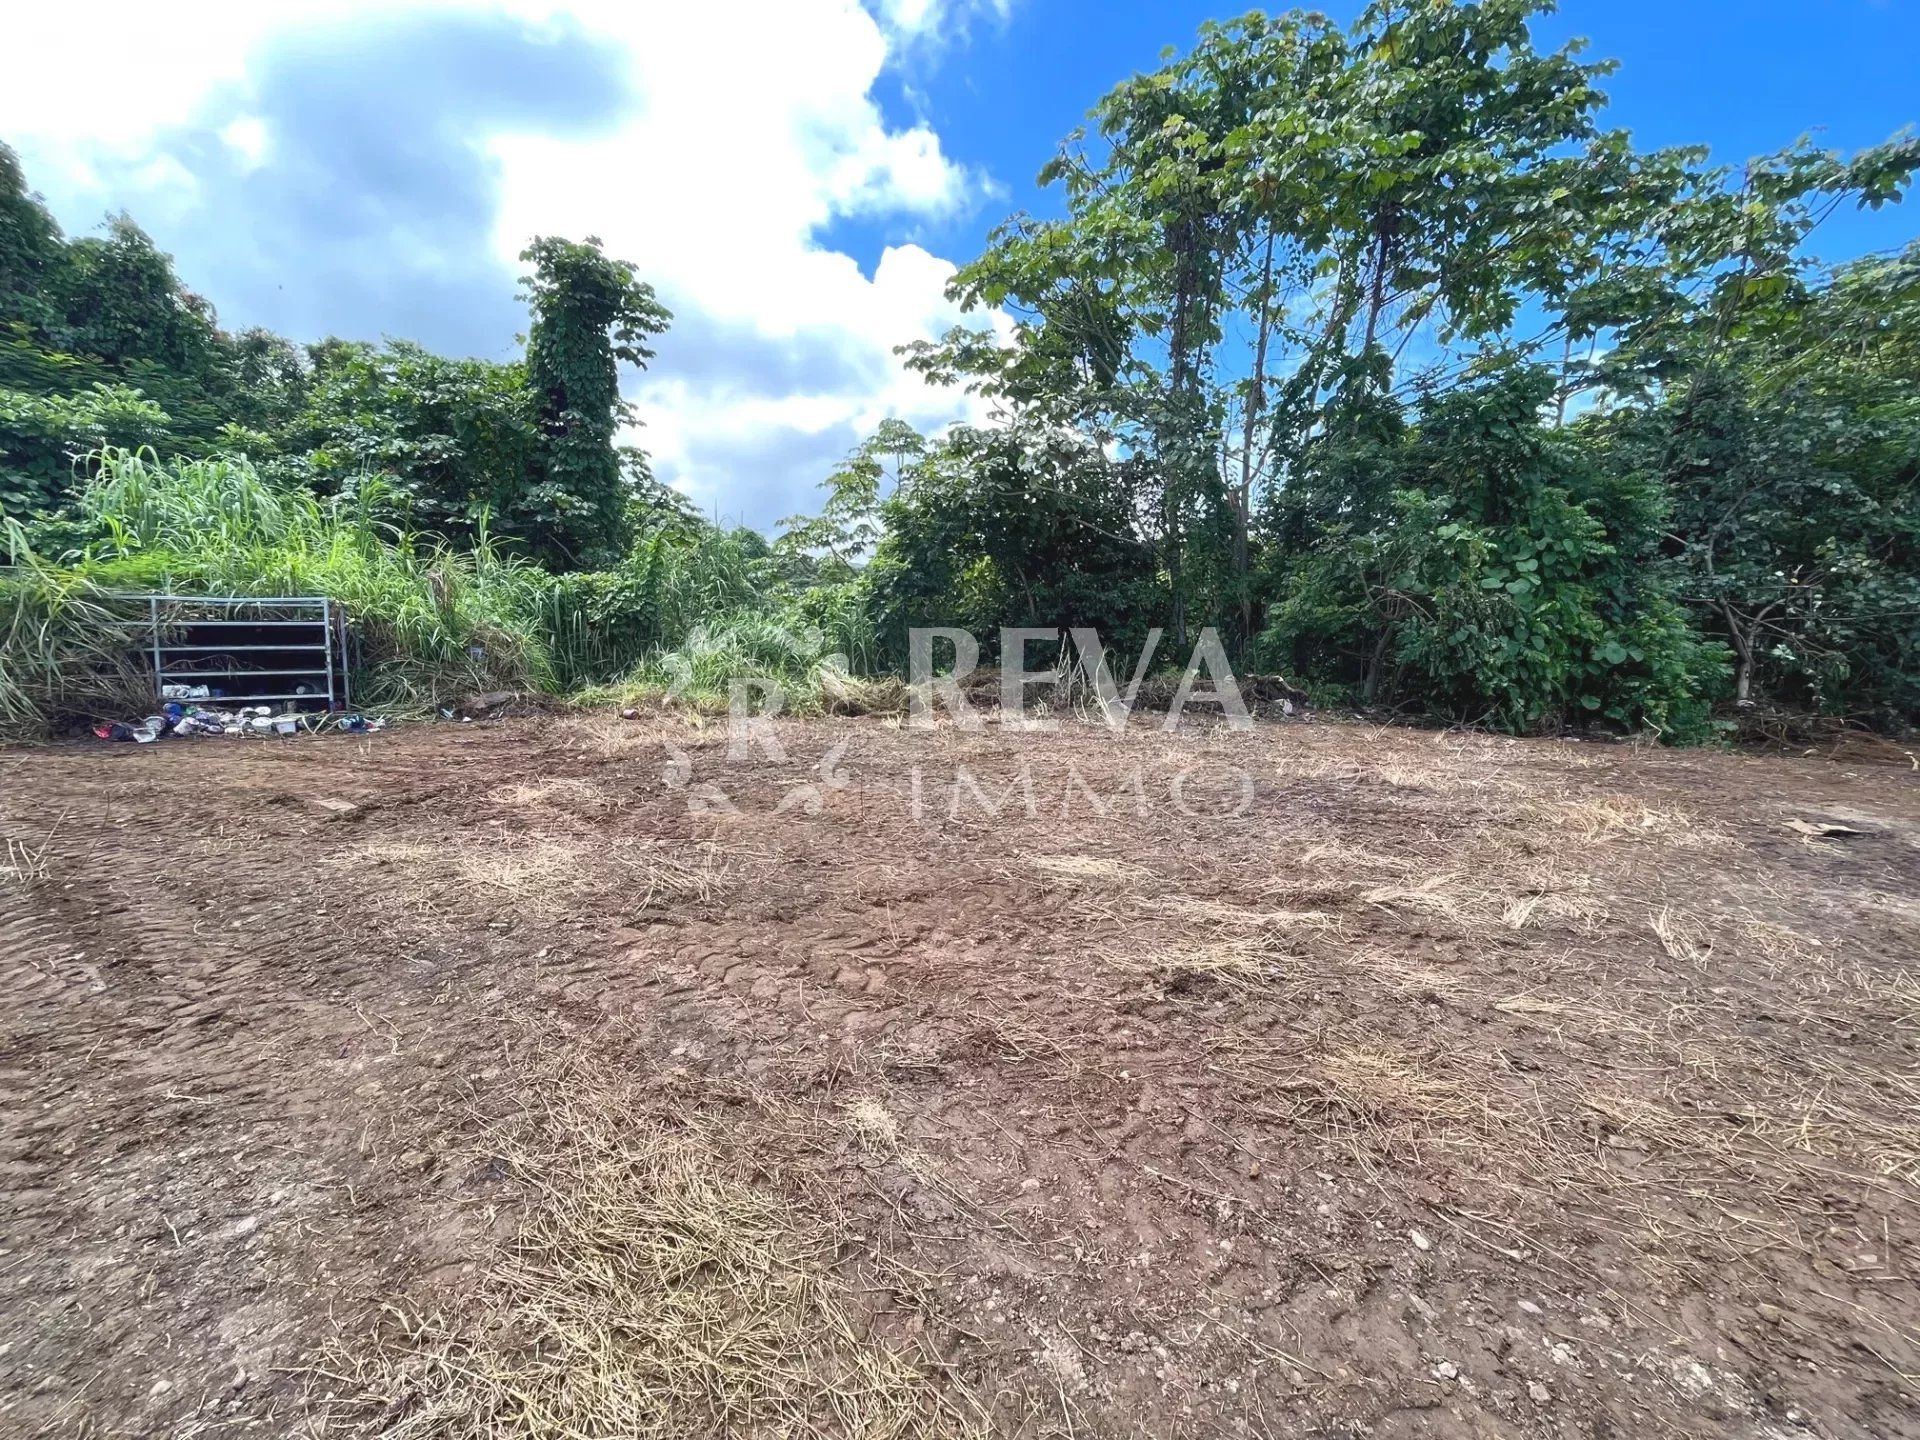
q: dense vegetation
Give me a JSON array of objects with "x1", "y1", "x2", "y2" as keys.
[{"x1": 4, "y1": 0, "x2": 1918, "y2": 740}]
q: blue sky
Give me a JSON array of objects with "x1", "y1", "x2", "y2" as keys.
[
  {"x1": 847, "y1": 0, "x2": 1920, "y2": 281},
  {"x1": 5, "y1": 1, "x2": 1916, "y2": 529}
]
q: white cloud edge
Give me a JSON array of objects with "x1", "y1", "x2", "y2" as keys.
[{"x1": 0, "y1": 0, "x2": 1013, "y2": 529}]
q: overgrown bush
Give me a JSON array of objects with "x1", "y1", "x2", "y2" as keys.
[
  {"x1": 1257, "y1": 370, "x2": 1728, "y2": 739},
  {"x1": 2, "y1": 449, "x2": 554, "y2": 732}
]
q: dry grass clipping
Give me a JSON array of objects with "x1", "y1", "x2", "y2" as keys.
[
  {"x1": 1297, "y1": 840, "x2": 1419, "y2": 877},
  {"x1": 1100, "y1": 917, "x2": 1318, "y2": 991},
  {"x1": 1132, "y1": 935, "x2": 1275, "y2": 985},
  {"x1": 1287, "y1": 836, "x2": 1607, "y2": 934},
  {"x1": 325, "y1": 1091, "x2": 973, "y2": 1440},
  {"x1": 1, "y1": 833, "x2": 52, "y2": 888},
  {"x1": 1341, "y1": 946, "x2": 1471, "y2": 1000},
  {"x1": 1500, "y1": 878, "x2": 1606, "y2": 932},
  {"x1": 347, "y1": 835, "x2": 730, "y2": 919},
  {"x1": 1026, "y1": 852, "x2": 1154, "y2": 887},
  {"x1": 1157, "y1": 893, "x2": 1335, "y2": 932},
  {"x1": 1533, "y1": 795, "x2": 1721, "y2": 847},
  {"x1": 1651, "y1": 906, "x2": 1715, "y2": 964},
  {"x1": 1271, "y1": 744, "x2": 1519, "y2": 797},
  {"x1": 487, "y1": 777, "x2": 621, "y2": 816},
  {"x1": 0, "y1": 811, "x2": 62, "y2": 889},
  {"x1": 1360, "y1": 872, "x2": 1469, "y2": 920},
  {"x1": 844, "y1": 1096, "x2": 903, "y2": 1153},
  {"x1": 1315, "y1": 1044, "x2": 1476, "y2": 1128},
  {"x1": 552, "y1": 712, "x2": 709, "y2": 760}
]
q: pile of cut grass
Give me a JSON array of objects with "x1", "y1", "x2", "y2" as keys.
[
  {"x1": 345, "y1": 833, "x2": 731, "y2": 921},
  {"x1": 322, "y1": 1077, "x2": 977, "y2": 1440}
]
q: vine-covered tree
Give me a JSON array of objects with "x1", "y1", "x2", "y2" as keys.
[{"x1": 518, "y1": 235, "x2": 672, "y2": 570}]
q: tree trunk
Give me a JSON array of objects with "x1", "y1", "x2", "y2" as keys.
[
  {"x1": 1361, "y1": 623, "x2": 1395, "y2": 704},
  {"x1": 1164, "y1": 214, "x2": 1200, "y2": 655},
  {"x1": 1236, "y1": 231, "x2": 1276, "y2": 652},
  {"x1": 1361, "y1": 210, "x2": 1397, "y2": 354},
  {"x1": 1553, "y1": 331, "x2": 1574, "y2": 427},
  {"x1": 1723, "y1": 603, "x2": 1756, "y2": 707}
]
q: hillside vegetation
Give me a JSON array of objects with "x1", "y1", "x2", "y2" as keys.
[{"x1": 4, "y1": 0, "x2": 1917, "y2": 739}]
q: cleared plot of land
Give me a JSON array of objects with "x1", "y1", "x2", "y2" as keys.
[{"x1": 1, "y1": 715, "x2": 1917, "y2": 1438}]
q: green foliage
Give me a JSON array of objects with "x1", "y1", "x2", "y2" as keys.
[
  {"x1": 0, "y1": 382, "x2": 171, "y2": 514},
  {"x1": 3, "y1": 17, "x2": 1918, "y2": 742},
  {"x1": 2, "y1": 449, "x2": 558, "y2": 727},
  {"x1": 1587, "y1": 242, "x2": 1920, "y2": 724},
  {"x1": 0, "y1": 146, "x2": 64, "y2": 331},
  {"x1": 272, "y1": 339, "x2": 540, "y2": 543},
  {"x1": 907, "y1": 2, "x2": 1917, "y2": 735},
  {"x1": 621, "y1": 614, "x2": 851, "y2": 710},
  {"x1": 537, "y1": 524, "x2": 778, "y2": 690},
  {"x1": 57, "y1": 217, "x2": 222, "y2": 376},
  {"x1": 519, "y1": 236, "x2": 673, "y2": 570},
  {"x1": 0, "y1": 146, "x2": 302, "y2": 511},
  {"x1": 1259, "y1": 369, "x2": 1724, "y2": 736},
  {"x1": 0, "y1": 145, "x2": 675, "y2": 568},
  {"x1": 777, "y1": 419, "x2": 924, "y2": 577},
  {"x1": 864, "y1": 419, "x2": 1163, "y2": 668},
  {"x1": 0, "y1": 558, "x2": 155, "y2": 739}
]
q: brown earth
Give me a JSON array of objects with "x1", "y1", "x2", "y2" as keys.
[{"x1": 1, "y1": 711, "x2": 1917, "y2": 1439}]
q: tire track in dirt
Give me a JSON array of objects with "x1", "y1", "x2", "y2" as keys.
[
  {"x1": 0, "y1": 741, "x2": 544, "y2": 1435},
  {"x1": 4, "y1": 720, "x2": 1918, "y2": 1439}
]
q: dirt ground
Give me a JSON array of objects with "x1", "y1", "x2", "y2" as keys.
[{"x1": 2, "y1": 709, "x2": 1917, "y2": 1439}]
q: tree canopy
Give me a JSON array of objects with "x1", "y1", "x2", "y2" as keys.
[{"x1": 4, "y1": 0, "x2": 1918, "y2": 738}]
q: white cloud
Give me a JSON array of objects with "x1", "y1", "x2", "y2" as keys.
[
  {"x1": 874, "y1": 0, "x2": 1013, "y2": 43},
  {"x1": 0, "y1": 0, "x2": 1009, "y2": 530},
  {"x1": 218, "y1": 117, "x2": 271, "y2": 171}
]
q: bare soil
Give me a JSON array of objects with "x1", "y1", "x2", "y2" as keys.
[{"x1": 2, "y1": 712, "x2": 1917, "y2": 1439}]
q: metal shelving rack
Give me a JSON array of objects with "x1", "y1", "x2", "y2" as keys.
[{"x1": 116, "y1": 595, "x2": 351, "y2": 710}]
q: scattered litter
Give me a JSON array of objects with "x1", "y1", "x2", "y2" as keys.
[{"x1": 91, "y1": 704, "x2": 387, "y2": 742}]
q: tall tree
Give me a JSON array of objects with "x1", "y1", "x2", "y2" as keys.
[
  {"x1": 917, "y1": 0, "x2": 1675, "y2": 652},
  {"x1": 0, "y1": 144, "x2": 65, "y2": 332},
  {"x1": 518, "y1": 236, "x2": 671, "y2": 570}
]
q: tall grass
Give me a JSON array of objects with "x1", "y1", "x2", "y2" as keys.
[
  {"x1": 582, "y1": 612, "x2": 904, "y2": 717},
  {"x1": 0, "y1": 557, "x2": 154, "y2": 739},
  {"x1": 539, "y1": 527, "x2": 887, "y2": 701},
  {"x1": 539, "y1": 527, "x2": 770, "y2": 690},
  {"x1": 2, "y1": 449, "x2": 882, "y2": 737},
  {"x1": 1, "y1": 450, "x2": 557, "y2": 733}
]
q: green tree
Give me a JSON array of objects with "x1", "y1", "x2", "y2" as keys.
[
  {"x1": 915, "y1": 0, "x2": 1681, "y2": 654},
  {"x1": 518, "y1": 236, "x2": 672, "y2": 570},
  {"x1": 0, "y1": 382, "x2": 171, "y2": 516},
  {"x1": 1261, "y1": 367, "x2": 1721, "y2": 736},
  {"x1": 0, "y1": 145, "x2": 65, "y2": 332},
  {"x1": 777, "y1": 419, "x2": 926, "y2": 577},
  {"x1": 1593, "y1": 243, "x2": 1920, "y2": 723},
  {"x1": 274, "y1": 338, "x2": 541, "y2": 548},
  {"x1": 57, "y1": 216, "x2": 222, "y2": 378},
  {"x1": 866, "y1": 419, "x2": 1162, "y2": 667}
]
